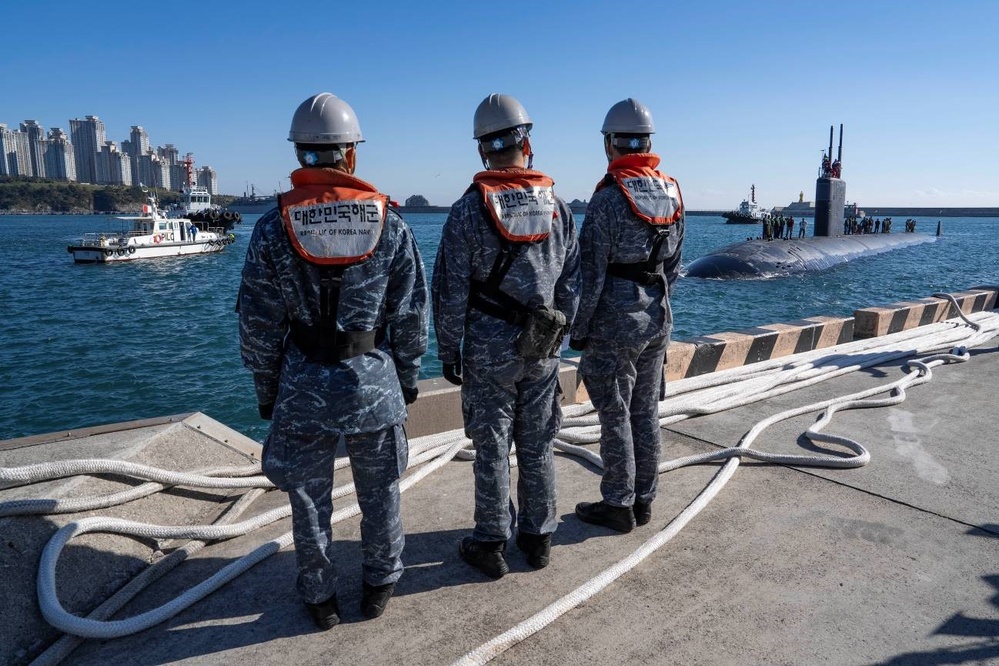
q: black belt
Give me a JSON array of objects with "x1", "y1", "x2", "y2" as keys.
[
  {"x1": 289, "y1": 323, "x2": 386, "y2": 363},
  {"x1": 607, "y1": 261, "x2": 663, "y2": 286},
  {"x1": 468, "y1": 287, "x2": 528, "y2": 326}
]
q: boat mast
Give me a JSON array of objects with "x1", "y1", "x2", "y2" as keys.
[{"x1": 183, "y1": 153, "x2": 195, "y2": 191}]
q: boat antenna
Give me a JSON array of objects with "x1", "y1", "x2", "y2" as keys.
[
  {"x1": 837, "y1": 123, "x2": 843, "y2": 164},
  {"x1": 828, "y1": 125, "x2": 834, "y2": 166}
]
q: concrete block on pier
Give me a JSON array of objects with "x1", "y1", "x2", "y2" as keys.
[
  {"x1": 665, "y1": 315, "x2": 854, "y2": 381},
  {"x1": 853, "y1": 287, "x2": 998, "y2": 339}
]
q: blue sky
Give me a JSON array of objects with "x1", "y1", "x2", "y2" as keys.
[{"x1": 4, "y1": 0, "x2": 997, "y2": 209}]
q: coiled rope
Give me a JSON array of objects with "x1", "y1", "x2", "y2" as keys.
[{"x1": 1, "y1": 298, "x2": 995, "y2": 664}]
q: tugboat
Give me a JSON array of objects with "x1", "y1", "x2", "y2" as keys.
[
  {"x1": 167, "y1": 154, "x2": 242, "y2": 231},
  {"x1": 723, "y1": 185, "x2": 770, "y2": 224},
  {"x1": 67, "y1": 189, "x2": 235, "y2": 264}
]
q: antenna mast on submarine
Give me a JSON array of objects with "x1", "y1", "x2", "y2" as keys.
[{"x1": 814, "y1": 123, "x2": 846, "y2": 238}]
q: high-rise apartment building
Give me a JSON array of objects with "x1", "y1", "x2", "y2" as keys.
[
  {"x1": 96, "y1": 141, "x2": 132, "y2": 185},
  {"x1": 197, "y1": 165, "x2": 218, "y2": 195},
  {"x1": 127, "y1": 126, "x2": 150, "y2": 186},
  {"x1": 0, "y1": 126, "x2": 33, "y2": 177},
  {"x1": 0, "y1": 124, "x2": 14, "y2": 175},
  {"x1": 169, "y1": 163, "x2": 188, "y2": 191},
  {"x1": 137, "y1": 152, "x2": 170, "y2": 189},
  {"x1": 158, "y1": 144, "x2": 179, "y2": 166},
  {"x1": 69, "y1": 115, "x2": 106, "y2": 184},
  {"x1": 44, "y1": 128, "x2": 76, "y2": 181},
  {"x1": 20, "y1": 120, "x2": 46, "y2": 178}
]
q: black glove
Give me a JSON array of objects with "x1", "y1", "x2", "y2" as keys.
[
  {"x1": 569, "y1": 338, "x2": 588, "y2": 351},
  {"x1": 402, "y1": 385, "x2": 418, "y2": 405},
  {"x1": 442, "y1": 362, "x2": 462, "y2": 386},
  {"x1": 258, "y1": 402, "x2": 275, "y2": 420}
]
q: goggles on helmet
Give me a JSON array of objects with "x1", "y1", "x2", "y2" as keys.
[
  {"x1": 479, "y1": 125, "x2": 531, "y2": 154},
  {"x1": 295, "y1": 143, "x2": 349, "y2": 167},
  {"x1": 608, "y1": 134, "x2": 651, "y2": 152}
]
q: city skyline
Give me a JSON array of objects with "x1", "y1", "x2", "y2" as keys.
[
  {"x1": 0, "y1": 113, "x2": 219, "y2": 194},
  {"x1": 2, "y1": 1, "x2": 997, "y2": 208}
]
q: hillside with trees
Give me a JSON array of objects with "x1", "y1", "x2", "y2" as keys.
[{"x1": 0, "y1": 176, "x2": 234, "y2": 213}]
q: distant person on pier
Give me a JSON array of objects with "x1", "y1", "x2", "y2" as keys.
[
  {"x1": 238, "y1": 92, "x2": 428, "y2": 630},
  {"x1": 432, "y1": 94, "x2": 580, "y2": 578},
  {"x1": 798, "y1": 216, "x2": 807, "y2": 238},
  {"x1": 570, "y1": 98, "x2": 685, "y2": 534}
]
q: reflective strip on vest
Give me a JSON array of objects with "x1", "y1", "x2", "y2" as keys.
[{"x1": 282, "y1": 194, "x2": 386, "y2": 266}]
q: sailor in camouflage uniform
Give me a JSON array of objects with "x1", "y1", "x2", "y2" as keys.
[
  {"x1": 432, "y1": 94, "x2": 580, "y2": 578},
  {"x1": 570, "y1": 99, "x2": 684, "y2": 534},
  {"x1": 239, "y1": 93, "x2": 428, "y2": 629}
]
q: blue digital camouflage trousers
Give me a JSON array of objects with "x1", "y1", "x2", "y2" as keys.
[
  {"x1": 462, "y1": 355, "x2": 563, "y2": 542},
  {"x1": 261, "y1": 422, "x2": 408, "y2": 604},
  {"x1": 580, "y1": 336, "x2": 668, "y2": 507}
]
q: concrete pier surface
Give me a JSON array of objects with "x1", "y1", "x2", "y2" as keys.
[{"x1": 3, "y1": 320, "x2": 998, "y2": 664}]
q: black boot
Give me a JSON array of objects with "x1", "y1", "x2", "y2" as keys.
[
  {"x1": 634, "y1": 500, "x2": 652, "y2": 526},
  {"x1": 459, "y1": 537, "x2": 509, "y2": 579},
  {"x1": 515, "y1": 532, "x2": 552, "y2": 569},
  {"x1": 305, "y1": 594, "x2": 340, "y2": 631},
  {"x1": 361, "y1": 581, "x2": 395, "y2": 619},
  {"x1": 575, "y1": 501, "x2": 635, "y2": 533}
]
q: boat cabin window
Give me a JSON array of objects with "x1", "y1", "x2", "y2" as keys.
[{"x1": 158, "y1": 223, "x2": 169, "y2": 231}]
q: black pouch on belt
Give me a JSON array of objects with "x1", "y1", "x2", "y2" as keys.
[{"x1": 516, "y1": 305, "x2": 567, "y2": 359}]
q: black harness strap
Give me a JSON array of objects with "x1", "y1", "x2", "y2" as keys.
[
  {"x1": 467, "y1": 198, "x2": 535, "y2": 326},
  {"x1": 289, "y1": 265, "x2": 385, "y2": 363},
  {"x1": 606, "y1": 228, "x2": 671, "y2": 287},
  {"x1": 468, "y1": 241, "x2": 529, "y2": 325}
]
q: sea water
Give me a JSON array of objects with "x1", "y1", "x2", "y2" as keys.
[{"x1": 1, "y1": 212, "x2": 996, "y2": 443}]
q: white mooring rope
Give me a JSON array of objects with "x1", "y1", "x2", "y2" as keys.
[{"x1": 0, "y1": 296, "x2": 994, "y2": 665}]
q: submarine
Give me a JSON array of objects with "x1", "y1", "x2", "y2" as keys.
[{"x1": 685, "y1": 125, "x2": 935, "y2": 279}]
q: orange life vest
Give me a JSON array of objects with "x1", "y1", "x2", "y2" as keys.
[
  {"x1": 280, "y1": 168, "x2": 389, "y2": 266},
  {"x1": 595, "y1": 153, "x2": 683, "y2": 226},
  {"x1": 472, "y1": 169, "x2": 558, "y2": 243}
]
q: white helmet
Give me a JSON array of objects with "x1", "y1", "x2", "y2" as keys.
[
  {"x1": 288, "y1": 93, "x2": 364, "y2": 144},
  {"x1": 473, "y1": 94, "x2": 532, "y2": 140},
  {"x1": 601, "y1": 98, "x2": 655, "y2": 135}
]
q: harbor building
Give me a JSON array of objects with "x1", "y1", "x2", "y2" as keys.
[
  {"x1": 69, "y1": 115, "x2": 106, "y2": 185},
  {"x1": 43, "y1": 128, "x2": 76, "y2": 181}
]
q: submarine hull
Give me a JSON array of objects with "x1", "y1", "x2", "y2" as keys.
[{"x1": 684, "y1": 234, "x2": 935, "y2": 279}]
